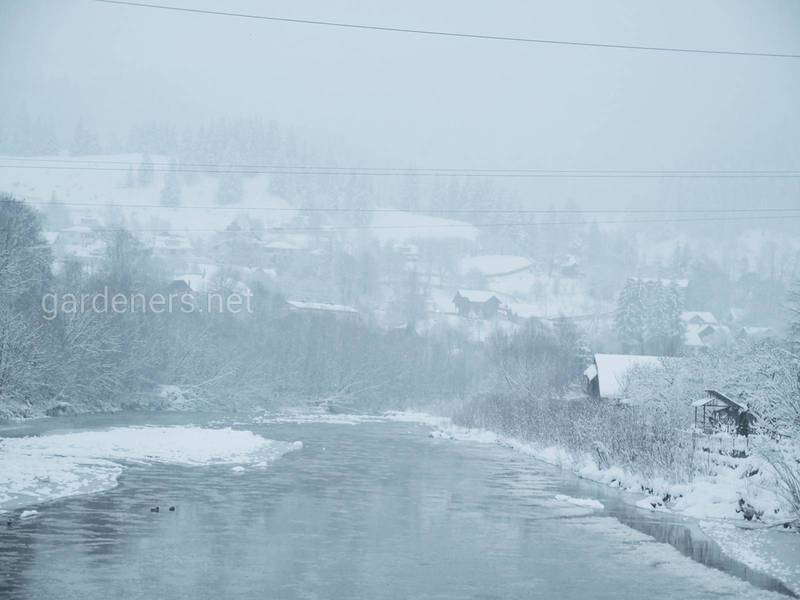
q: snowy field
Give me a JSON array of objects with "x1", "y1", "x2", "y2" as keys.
[
  {"x1": 0, "y1": 155, "x2": 300, "y2": 230},
  {"x1": 369, "y1": 209, "x2": 478, "y2": 243},
  {"x1": 459, "y1": 254, "x2": 532, "y2": 276},
  {"x1": 0, "y1": 426, "x2": 302, "y2": 512}
]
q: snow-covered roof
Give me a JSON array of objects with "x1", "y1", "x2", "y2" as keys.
[
  {"x1": 693, "y1": 390, "x2": 749, "y2": 412},
  {"x1": 685, "y1": 323, "x2": 711, "y2": 347},
  {"x1": 286, "y1": 300, "x2": 358, "y2": 314},
  {"x1": 680, "y1": 311, "x2": 718, "y2": 325},
  {"x1": 454, "y1": 290, "x2": 502, "y2": 304},
  {"x1": 152, "y1": 233, "x2": 192, "y2": 250},
  {"x1": 728, "y1": 307, "x2": 746, "y2": 322},
  {"x1": 633, "y1": 277, "x2": 689, "y2": 289},
  {"x1": 592, "y1": 353, "x2": 664, "y2": 399}
]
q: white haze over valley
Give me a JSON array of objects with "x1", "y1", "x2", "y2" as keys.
[{"x1": 1, "y1": 1, "x2": 799, "y2": 599}]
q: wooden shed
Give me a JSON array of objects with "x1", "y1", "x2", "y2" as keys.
[{"x1": 692, "y1": 389, "x2": 756, "y2": 436}]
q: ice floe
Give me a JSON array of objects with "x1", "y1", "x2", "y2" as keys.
[
  {"x1": 0, "y1": 426, "x2": 301, "y2": 511},
  {"x1": 554, "y1": 494, "x2": 604, "y2": 510}
]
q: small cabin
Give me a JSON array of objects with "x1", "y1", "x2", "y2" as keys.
[
  {"x1": 452, "y1": 290, "x2": 503, "y2": 319},
  {"x1": 692, "y1": 389, "x2": 756, "y2": 436}
]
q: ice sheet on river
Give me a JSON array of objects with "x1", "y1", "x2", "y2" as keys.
[{"x1": 0, "y1": 426, "x2": 301, "y2": 511}]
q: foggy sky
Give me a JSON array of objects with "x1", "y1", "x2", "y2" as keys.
[{"x1": 2, "y1": 0, "x2": 799, "y2": 173}]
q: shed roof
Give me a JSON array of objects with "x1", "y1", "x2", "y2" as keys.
[
  {"x1": 593, "y1": 353, "x2": 664, "y2": 399},
  {"x1": 705, "y1": 389, "x2": 748, "y2": 412}
]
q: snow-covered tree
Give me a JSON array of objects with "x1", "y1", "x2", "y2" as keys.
[
  {"x1": 215, "y1": 174, "x2": 243, "y2": 205},
  {"x1": 43, "y1": 192, "x2": 71, "y2": 230},
  {"x1": 789, "y1": 280, "x2": 800, "y2": 354},
  {"x1": 399, "y1": 267, "x2": 427, "y2": 326},
  {"x1": 645, "y1": 281, "x2": 683, "y2": 355},
  {"x1": 137, "y1": 154, "x2": 155, "y2": 187},
  {"x1": 160, "y1": 162, "x2": 181, "y2": 207},
  {"x1": 69, "y1": 119, "x2": 99, "y2": 156},
  {"x1": 615, "y1": 278, "x2": 646, "y2": 353},
  {"x1": 616, "y1": 278, "x2": 683, "y2": 355}
]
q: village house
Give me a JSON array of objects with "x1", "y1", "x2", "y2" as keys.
[
  {"x1": 681, "y1": 311, "x2": 731, "y2": 350},
  {"x1": 51, "y1": 226, "x2": 105, "y2": 275},
  {"x1": 681, "y1": 311, "x2": 718, "y2": 326},
  {"x1": 583, "y1": 353, "x2": 664, "y2": 400},
  {"x1": 452, "y1": 290, "x2": 505, "y2": 319},
  {"x1": 259, "y1": 239, "x2": 306, "y2": 266}
]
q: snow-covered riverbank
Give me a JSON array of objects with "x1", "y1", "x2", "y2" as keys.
[
  {"x1": 385, "y1": 411, "x2": 800, "y2": 595},
  {"x1": 0, "y1": 426, "x2": 301, "y2": 513}
]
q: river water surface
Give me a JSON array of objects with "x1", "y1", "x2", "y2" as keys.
[{"x1": 0, "y1": 412, "x2": 793, "y2": 599}]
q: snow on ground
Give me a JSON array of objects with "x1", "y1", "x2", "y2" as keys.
[
  {"x1": 459, "y1": 254, "x2": 531, "y2": 276},
  {"x1": 369, "y1": 210, "x2": 478, "y2": 243},
  {"x1": 0, "y1": 154, "x2": 298, "y2": 233},
  {"x1": 418, "y1": 312, "x2": 520, "y2": 342},
  {"x1": 563, "y1": 516, "x2": 786, "y2": 599},
  {"x1": 699, "y1": 520, "x2": 800, "y2": 593},
  {"x1": 0, "y1": 426, "x2": 301, "y2": 512},
  {"x1": 486, "y1": 273, "x2": 613, "y2": 318},
  {"x1": 636, "y1": 496, "x2": 671, "y2": 512}
]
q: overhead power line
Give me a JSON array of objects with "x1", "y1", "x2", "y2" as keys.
[
  {"x1": 6, "y1": 156, "x2": 800, "y2": 175},
  {"x1": 94, "y1": 0, "x2": 800, "y2": 59},
  {"x1": 4, "y1": 198, "x2": 800, "y2": 216},
  {"x1": 3, "y1": 160, "x2": 800, "y2": 179},
  {"x1": 6, "y1": 214, "x2": 800, "y2": 235}
]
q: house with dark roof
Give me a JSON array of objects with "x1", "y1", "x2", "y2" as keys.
[{"x1": 452, "y1": 290, "x2": 504, "y2": 319}]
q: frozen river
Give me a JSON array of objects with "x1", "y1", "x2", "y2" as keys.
[{"x1": 0, "y1": 412, "x2": 793, "y2": 599}]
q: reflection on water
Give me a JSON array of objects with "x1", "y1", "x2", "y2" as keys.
[
  {"x1": 0, "y1": 414, "x2": 793, "y2": 599},
  {"x1": 603, "y1": 502, "x2": 797, "y2": 597}
]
